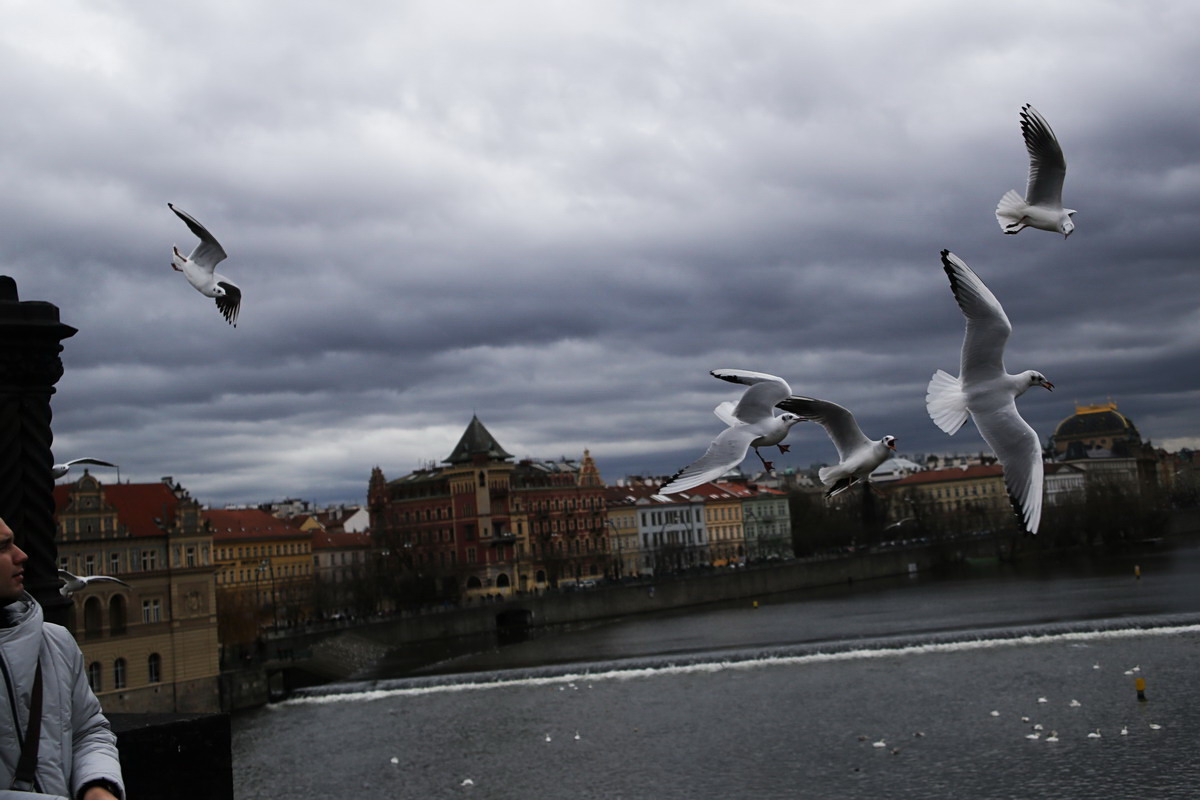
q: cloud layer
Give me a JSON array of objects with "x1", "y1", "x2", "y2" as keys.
[{"x1": 3, "y1": 1, "x2": 1198, "y2": 505}]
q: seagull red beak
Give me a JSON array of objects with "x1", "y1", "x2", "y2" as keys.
[{"x1": 1042, "y1": 381, "x2": 1055, "y2": 391}]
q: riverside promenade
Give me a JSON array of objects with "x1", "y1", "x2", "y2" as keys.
[{"x1": 254, "y1": 532, "x2": 1016, "y2": 692}]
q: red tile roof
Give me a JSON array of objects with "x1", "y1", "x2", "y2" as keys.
[
  {"x1": 54, "y1": 481, "x2": 184, "y2": 538},
  {"x1": 205, "y1": 508, "x2": 310, "y2": 541},
  {"x1": 888, "y1": 464, "x2": 1005, "y2": 487},
  {"x1": 311, "y1": 530, "x2": 372, "y2": 550}
]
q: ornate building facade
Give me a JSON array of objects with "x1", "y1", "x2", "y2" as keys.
[
  {"x1": 369, "y1": 416, "x2": 609, "y2": 601},
  {"x1": 53, "y1": 474, "x2": 220, "y2": 712}
]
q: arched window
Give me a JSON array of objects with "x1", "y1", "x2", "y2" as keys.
[
  {"x1": 496, "y1": 573, "x2": 511, "y2": 589},
  {"x1": 113, "y1": 658, "x2": 127, "y2": 690},
  {"x1": 466, "y1": 576, "x2": 482, "y2": 590},
  {"x1": 83, "y1": 597, "x2": 103, "y2": 638},
  {"x1": 87, "y1": 662, "x2": 102, "y2": 692},
  {"x1": 148, "y1": 653, "x2": 162, "y2": 684},
  {"x1": 108, "y1": 595, "x2": 126, "y2": 635}
]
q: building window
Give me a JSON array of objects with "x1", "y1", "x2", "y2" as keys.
[
  {"x1": 141, "y1": 550, "x2": 157, "y2": 571},
  {"x1": 84, "y1": 554, "x2": 96, "y2": 575},
  {"x1": 186, "y1": 547, "x2": 196, "y2": 567},
  {"x1": 113, "y1": 658, "x2": 127, "y2": 690},
  {"x1": 148, "y1": 653, "x2": 162, "y2": 683},
  {"x1": 109, "y1": 552, "x2": 121, "y2": 574},
  {"x1": 108, "y1": 595, "x2": 126, "y2": 635},
  {"x1": 142, "y1": 599, "x2": 161, "y2": 624},
  {"x1": 83, "y1": 597, "x2": 103, "y2": 638},
  {"x1": 87, "y1": 662, "x2": 102, "y2": 692}
]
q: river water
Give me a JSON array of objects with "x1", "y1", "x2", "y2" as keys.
[{"x1": 234, "y1": 542, "x2": 1200, "y2": 799}]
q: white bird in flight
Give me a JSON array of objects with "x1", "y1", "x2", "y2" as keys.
[
  {"x1": 925, "y1": 250, "x2": 1053, "y2": 534},
  {"x1": 995, "y1": 104, "x2": 1075, "y2": 237},
  {"x1": 52, "y1": 457, "x2": 117, "y2": 480},
  {"x1": 776, "y1": 395, "x2": 896, "y2": 499},
  {"x1": 660, "y1": 369, "x2": 801, "y2": 495},
  {"x1": 168, "y1": 203, "x2": 242, "y2": 326},
  {"x1": 58, "y1": 569, "x2": 130, "y2": 597}
]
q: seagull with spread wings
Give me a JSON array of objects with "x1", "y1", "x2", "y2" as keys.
[
  {"x1": 659, "y1": 370, "x2": 801, "y2": 495},
  {"x1": 776, "y1": 395, "x2": 896, "y2": 499},
  {"x1": 168, "y1": 202, "x2": 242, "y2": 326},
  {"x1": 926, "y1": 250, "x2": 1054, "y2": 534},
  {"x1": 52, "y1": 457, "x2": 117, "y2": 480},
  {"x1": 58, "y1": 569, "x2": 130, "y2": 597},
  {"x1": 995, "y1": 104, "x2": 1075, "y2": 237}
]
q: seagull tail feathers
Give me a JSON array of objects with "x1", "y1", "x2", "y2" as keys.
[
  {"x1": 817, "y1": 464, "x2": 841, "y2": 486},
  {"x1": 995, "y1": 189, "x2": 1028, "y2": 233},
  {"x1": 925, "y1": 370, "x2": 969, "y2": 435},
  {"x1": 713, "y1": 400, "x2": 739, "y2": 427}
]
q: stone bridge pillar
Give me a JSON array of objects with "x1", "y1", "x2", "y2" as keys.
[{"x1": 0, "y1": 276, "x2": 77, "y2": 625}]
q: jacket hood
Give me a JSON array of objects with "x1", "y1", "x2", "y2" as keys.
[{"x1": 0, "y1": 591, "x2": 39, "y2": 630}]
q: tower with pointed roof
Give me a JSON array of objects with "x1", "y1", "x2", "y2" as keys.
[{"x1": 370, "y1": 417, "x2": 611, "y2": 601}]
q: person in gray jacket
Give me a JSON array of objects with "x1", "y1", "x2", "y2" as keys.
[{"x1": 1, "y1": 517, "x2": 124, "y2": 800}]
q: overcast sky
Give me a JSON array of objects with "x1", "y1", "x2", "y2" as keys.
[{"x1": 3, "y1": 1, "x2": 1198, "y2": 507}]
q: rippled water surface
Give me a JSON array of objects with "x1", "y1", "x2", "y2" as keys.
[{"x1": 234, "y1": 543, "x2": 1200, "y2": 799}]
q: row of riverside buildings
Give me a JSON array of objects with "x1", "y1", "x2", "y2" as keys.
[{"x1": 52, "y1": 403, "x2": 1197, "y2": 714}]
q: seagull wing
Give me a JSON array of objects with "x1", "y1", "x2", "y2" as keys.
[
  {"x1": 660, "y1": 425, "x2": 758, "y2": 494},
  {"x1": 710, "y1": 369, "x2": 791, "y2": 423},
  {"x1": 941, "y1": 250, "x2": 1011, "y2": 385},
  {"x1": 973, "y1": 399, "x2": 1044, "y2": 534},
  {"x1": 215, "y1": 280, "x2": 242, "y2": 326},
  {"x1": 169, "y1": 203, "x2": 228, "y2": 271},
  {"x1": 90, "y1": 575, "x2": 131, "y2": 588},
  {"x1": 776, "y1": 395, "x2": 870, "y2": 463},
  {"x1": 1020, "y1": 105, "x2": 1066, "y2": 208},
  {"x1": 57, "y1": 568, "x2": 81, "y2": 582},
  {"x1": 62, "y1": 458, "x2": 118, "y2": 469}
]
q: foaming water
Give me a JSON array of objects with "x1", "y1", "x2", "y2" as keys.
[
  {"x1": 287, "y1": 613, "x2": 1200, "y2": 704},
  {"x1": 237, "y1": 545, "x2": 1200, "y2": 799}
]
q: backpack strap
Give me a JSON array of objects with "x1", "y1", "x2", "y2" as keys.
[{"x1": 11, "y1": 659, "x2": 43, "y2": 792}]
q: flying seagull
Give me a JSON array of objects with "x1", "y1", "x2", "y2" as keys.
[
  {"x1": 52, "y1": 457, "x2": 117, "y2": 480},
  {"x1": 58, "y1": 569, "x2": 130, "y2": 597},
  {"x1": 776, "y1": 395, "x2": 896, "y2": 499},
  {"x1": 168, "y1": 203, "x2": 242, "y2": 326},
  {"x1": 925, "y1": 250, "x2": 1053, "y2": 534},
  {"x1": 995, "y1": 104, "x2": 1075, "y2": 237},
  {"x1": 660, "y1": 369, "x2": 801, "y2": 495}
]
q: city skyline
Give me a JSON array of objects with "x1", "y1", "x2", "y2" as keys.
[{"x1": 4, "y1": 1, "x2": 1198, "y2": 506}]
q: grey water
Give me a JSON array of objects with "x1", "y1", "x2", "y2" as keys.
[{"x1": 234, "y1": 543, "x2": 1200, "y2": 799}]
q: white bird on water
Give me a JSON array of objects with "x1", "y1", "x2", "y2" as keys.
[
  {"x1": 52, "y1": 457, "x2": 117, "y2": 480},
  {"x1": 58, "y1": 569, "x2": 130, "y2": 597},
  {"x1": 659, "y1": 370, "x2": 801, "y2": 495},
  {"x1": 168, "y1": 203, "x2": 242, "y2": 326},
  {"x1": 776, "y1": 394, "x2": 896, "y2": 499},
  {"x1": 995, "y1": 104, "x2": 1075, "y2": 237},
  {"x1": 925, "y1": 250, "x2": 1053, "y2": 534}
]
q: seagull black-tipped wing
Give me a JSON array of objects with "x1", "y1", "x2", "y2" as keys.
[
  {"x1": 709, "y1": 369, "x2": 791, "y2": 424},
  {"x1": 215, "y1": 281, "x2": 242, "y2": 326},
  {"x1": 941, "y1": 250, "x2": 1011, "y2": 386},
  {"x1": 1020, "y1": 104, "x2": 1067, "y2": 208},
  {"x1": 169, "y1": 202, "x2": 228, "y2": 270},
  {"x1": 777, "y1": 395, "x2": 870, "y2": 463}
]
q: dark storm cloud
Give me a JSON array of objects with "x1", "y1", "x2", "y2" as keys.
[{"x1": 3, "y1": 1, "x2": 1198, "y2": 504}]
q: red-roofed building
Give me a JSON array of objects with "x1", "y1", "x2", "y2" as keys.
[
  {"x1": 603, "y1": 481, "x2": 709, "y2": 576},
  {"x1": 369, "y1": 418, "x2": 610, "y2": 601},
  {"x1": 882, "y1": 464, "x2": 1011, "y2": 530},
  {"x1": 207, "y1": 508, "x2": 314, "y2": 636},
  {"x1": 53, "y1": 473, "x2": 220, "y2": 713},
  {"x1": 719, "y1": 482, "x2": 793, "y2": 562}
]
